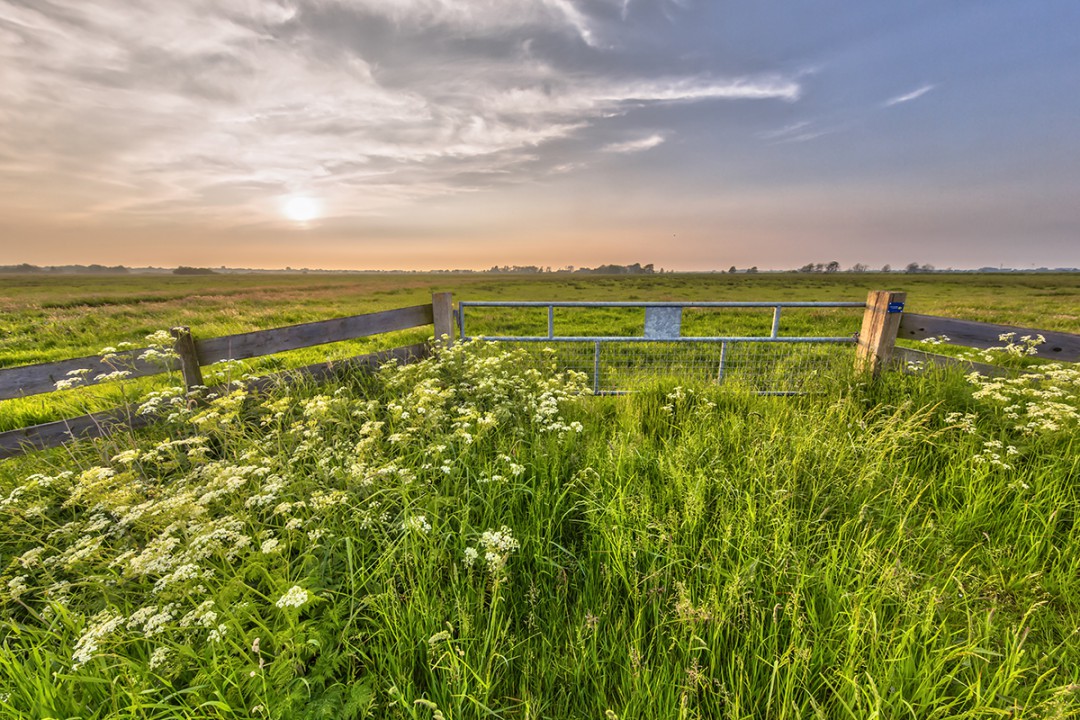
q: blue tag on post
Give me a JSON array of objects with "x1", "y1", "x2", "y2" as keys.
[{"x1": 887, "y1": 302, "x2": 905, "y2": 314}]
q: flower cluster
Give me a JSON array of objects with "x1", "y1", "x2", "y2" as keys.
[
  {"x1": 972, "y1": 439, "x2": 1019, "y2": 471},
  {"x1": 464, "y1": 526, "x2": 520, "y2": 574},
  {"x1": 275, "y1": 586, "x2": 311, "y2": 609},
  {"x1": 961, "y1": 332, "x2": 1048, "y2": 366},
  {"x1": 968, "y1": 363, "x2": 1080, "y2": 434}
]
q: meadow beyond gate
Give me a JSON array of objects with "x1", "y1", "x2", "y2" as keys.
[{"x1": 456, "y1": 300, "x2": 867, "y2": 394}]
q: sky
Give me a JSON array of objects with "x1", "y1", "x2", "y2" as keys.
[{"x1": 1, "y1": 0, "x2": 1079, "y2": 271}]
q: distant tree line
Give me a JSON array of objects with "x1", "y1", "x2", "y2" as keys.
[
  {"x1": 797, "y1": 261, "x2": 844, "y2": 273},
  {"x1": 794, "y1": 262, "x2": 937, "y2": 273},
  {"x1": 173, "y1": 266, "x2": 218, "y2": 275},
  {"x1": 0, "y1": 263, "x2": 130, "y2": 274},
  {"x1": 485, "y1": 263, "x2": 660, "y2": 274}
]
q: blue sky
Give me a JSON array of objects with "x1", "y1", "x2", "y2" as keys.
[{"x1": 1, "y1": 0, "x2": 1078, "y2": 269}]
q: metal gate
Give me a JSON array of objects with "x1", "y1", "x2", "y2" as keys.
[{"x1": 457, "y1": 300, "x2": 865, "y2": 394}]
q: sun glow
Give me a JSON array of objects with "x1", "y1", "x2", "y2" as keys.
[{"x1": 281, "y1": 196, "x2": 321, "y2": 223}]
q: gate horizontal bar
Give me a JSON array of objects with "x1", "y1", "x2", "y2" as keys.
[
  {"x1": 458, "y1": 301, "x2": 865, "y2": 308},
  {"x1": 463, "y1": 336, "x2": 857, "y2": 343}
]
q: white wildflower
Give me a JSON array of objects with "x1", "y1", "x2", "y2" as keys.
[
  {"x1": 260, "y1": 538, "x2": 280, "y2": 554},
  {"x1": 208, "y1": 623, "x2": 228, "y2": 642},
  {"x1": 403, "y1": 515, "x2": 432, "y2": 534},
  {"x1": 7, "y1": 576, "x2": 29, "y2": 600},
  {"x1": 149, "y1": 646, "x2": 171, "y2": 670},
  {"x1": 72, "y1": 610, "x2": 125, "y2": 668},
  {"x1": 275, "y1": 585, "x2": 310, "y2": 609}
]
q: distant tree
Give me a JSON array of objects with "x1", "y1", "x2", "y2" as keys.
[
  {"x1": 813, "y1": 263, "x2": 825, "y2": 273},
  {"x1": 746, "y1": 266, "x2": 759, "y2": 274},
  {"x1": 881, "y1": 264, "x2": 892, "y2": 273},
  {"x1": 850, "y1": 263, "x2": 869, "y2": 273},
  {"x1": 798, "y1": 263, "x2": 815, "y2": 273},
  {"x1": 921, "y1": 263, "x2": 935, "y2": 273},
  {"x1": 173, "y1": 266, "x2": 217, "y2": 275},
  {"x1": 728, "y1": 266, "x2": 737, "y2": 274},
  {"x1": 905, "y1": 262, "x2": 922, "y2": 274},
  {"x1": 825, "y1": 261, "x2": 841, "y2": 273}
]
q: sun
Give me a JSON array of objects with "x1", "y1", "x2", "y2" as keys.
[{"x1": 281, "y1": 196, "x2": 321, "y2": 223}]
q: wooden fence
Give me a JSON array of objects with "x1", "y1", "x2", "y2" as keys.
[
  {"x1": 1, "y1": 289, "x2": 1077, "y2": 459},
  {"x1": 0, "y1": 293, "x2": 454, "y2": 459},
  {"x1": 855, "y1": 289, "x2": 1080, "y2": 375}
]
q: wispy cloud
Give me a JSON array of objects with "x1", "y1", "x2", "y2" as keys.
[
  {"x1": 758, "y1": 121, "x2": 811, "y2": 140},
  {"x1": 757, "y1": 120, "x2": 837, "y2": 143},
  {"x1": 602, "y1": 134, "x2": 666, "y2": 153},
  {"x1": 883, "y1": 84, "x2": 936, "y2": 107}
]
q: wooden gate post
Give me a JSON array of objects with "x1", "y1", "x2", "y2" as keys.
[
  {"x1": 855, "y1": 290, "x2": 906, "y2": 375},
  {"x1": 171, "y1": 326, "x2": 205, "y2": 390},
  {"x1": 432, "y1": 292, "x2": 454, "y2": 348}
]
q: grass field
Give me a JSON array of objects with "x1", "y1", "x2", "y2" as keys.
[
  {"x1": 1, "y1": 273, "x2": 1079, "y2": 717},
  {"x1": 1, "y1": 335, "x2": 1078, "y2": 718},
  {"x1": 2, "y1": 272, "x2": 1078, "y2": 431}
]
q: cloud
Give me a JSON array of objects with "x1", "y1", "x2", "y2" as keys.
[
  {"x1": 0, "y1": 0, "x2": 801, "y2": 224},
  {"x1": 758, "y1": 121, "x2": 811, "y2": 140},
  {"x1": 312, "y1": 0, "x2": 601, "y2": 46},
  {"x1": 602, "y1": 133, "x2": 666, "y2": 153},
  {"x1": 757, "y1": 120, "x2": 838, "y2": 143},
  {"x1": 883, "y1": 84, "x2": 936, "y2": 107}
]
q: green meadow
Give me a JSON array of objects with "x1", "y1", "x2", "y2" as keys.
[
  {"x1": 0, "y1": 273, "x2": 1078, "y2": 718},
  {"x1": 1, "y1": 272, "x2": 1078, "y2": 430},
  {"x1": 3, "y1": 273, "x2": 1079, "y2": 367}
]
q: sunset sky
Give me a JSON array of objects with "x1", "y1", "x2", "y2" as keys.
[{"x1": 1, "y1": 1, "x2": 1078, "y2": 271}]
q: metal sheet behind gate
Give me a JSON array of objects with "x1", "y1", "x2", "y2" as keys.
[{"x1": 644, "y1": 306, "x2": 682, "y2": 339}]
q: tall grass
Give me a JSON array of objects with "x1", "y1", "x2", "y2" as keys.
[{"x1": 1, "y1": 341, "x2": 1077, "y2": 718}]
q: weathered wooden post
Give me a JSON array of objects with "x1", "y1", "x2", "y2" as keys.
[
  {"x1": 171, "y1": 326, "x2": 204, "y2": 390},
  {"x1": 432, "y1": 292, "x2": 454, "y2": 348},
  {"x1": 855, "y1": 290, "x2": 906, "y2": 374}
]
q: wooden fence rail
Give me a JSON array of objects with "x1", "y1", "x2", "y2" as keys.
[
  {"x1": 0, "y1": 302, "x2": 438, "y2": 401},
  {"x1": 897, "y1": 313, "x2": 1080, "y2": 362},
  {"x1": 0, "y1": 344, "x2": 429, "y2": 459},
  {"x1": 0, "y1": 293, "x2": 455, "y2": 459}
]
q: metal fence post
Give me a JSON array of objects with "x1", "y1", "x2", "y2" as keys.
[
  {"x1": 171, "y1": 326, "x2": 204, "y2": 391},
  {"x1": 432, "y1": 292, "x2": 454, "y2": 348},
  {"x1": 593, "y1": 341, "x2": 601, "y2": 394},
  {"x1": 855, "y1": 290, "x2": 906, "y2": 375}
]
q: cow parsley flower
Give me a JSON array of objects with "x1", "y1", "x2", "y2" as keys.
[
  {"x1": 72, "y1": 610, "x2": 124, "y2": 668},
  {"x1": 260, "y1": 538, "x2": 280, "y2": 554},
  {"x1": 7, "y1": 576, "x2": 29, "y2": 600},
  {"x1": 463, "y1": 547, "x2": 479, "y2": 567},
  {"x1": 149, "y1": 646, "x2": 171, "y2": 670},
  {"x1": 465, "y1": 526, "x2": 520, "y2": 574},
  {"x1": 275, "y1": 585, "x2": 310, "y2": 609},
  {"x1": 403, "y1": 515, "x2": 432, "y2": 534}
]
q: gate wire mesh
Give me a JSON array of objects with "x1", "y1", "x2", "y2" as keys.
[
  {"x1": 457, "y1": 301, "x2": 864, "y2": 395},
  {"x1": 491, "y1": 341, "x2": 856, "y2": 395}
]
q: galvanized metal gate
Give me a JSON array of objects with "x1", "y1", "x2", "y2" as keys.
[{"x1": 457, "y1": 300, "x2": 865, "y2": 394}]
